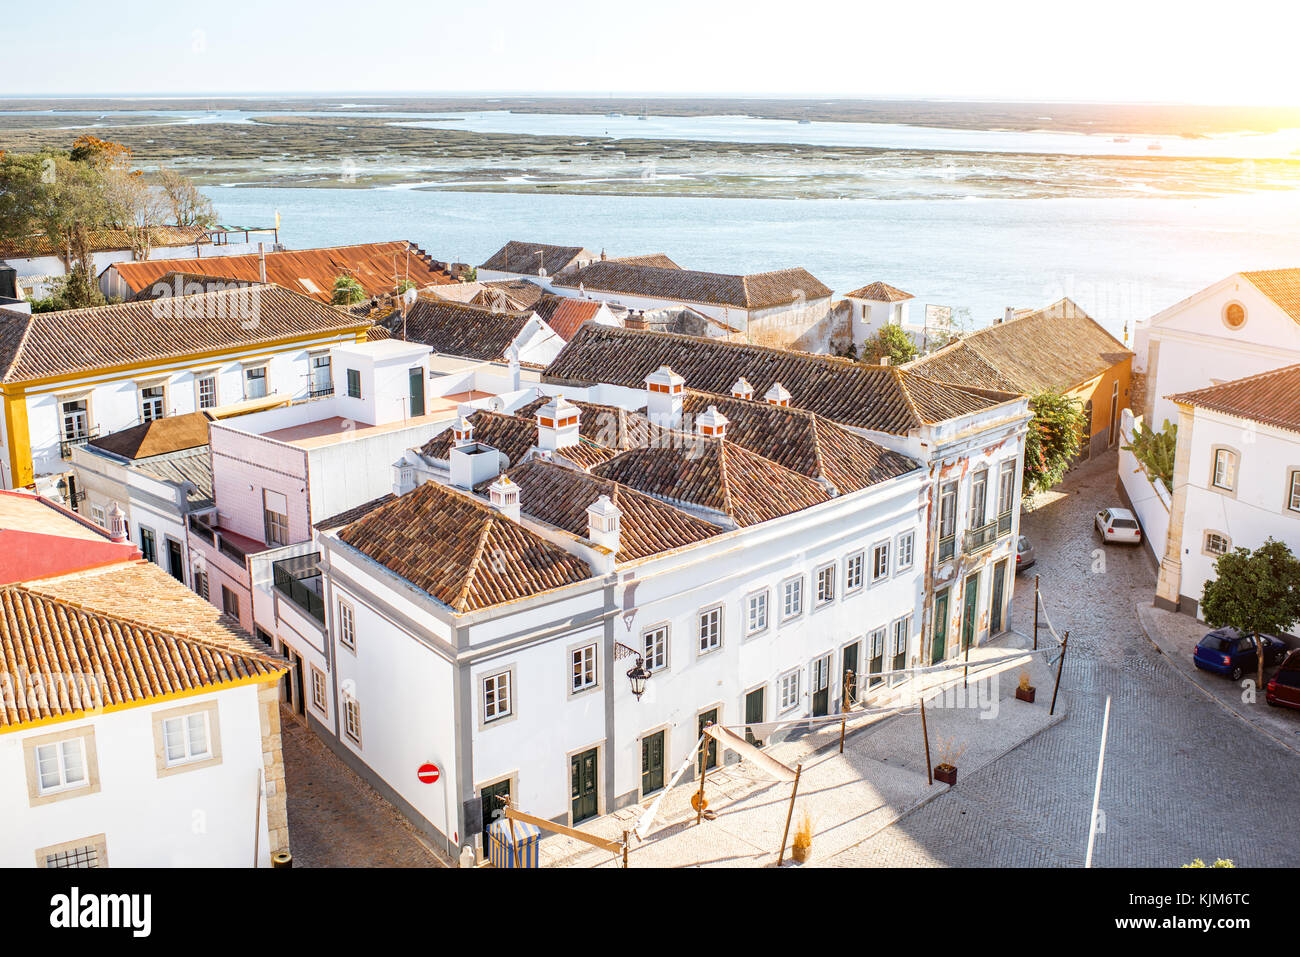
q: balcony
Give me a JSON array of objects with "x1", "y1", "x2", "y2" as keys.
[
  {"x1": 188, "y1": 514, "x2": 215, "y2": 545},
  {"x1": 273, "y1": 553, "x2": 325, "y2": 625},
  {"x1": 308, "y1": 383, "x2": 335, "y2": 399},
  {"x1": 964, "y1": 511, "x2": 1014, "y2": 555},
  {"x1": 938, "y1": 535, "x2": 955, "y2": 563},
  {"x1": 60, "y1": 428, "x2": 100, "y2": 459}
]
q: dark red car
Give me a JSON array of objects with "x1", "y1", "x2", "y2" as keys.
[{"x1": 1266, "y1": 649, "x2": 1300, "y2": 710}]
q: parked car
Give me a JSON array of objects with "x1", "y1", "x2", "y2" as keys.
[
  {"x1": 1095, "y1": 507, "x2": 1142, "y2": 544},
  {"x1": 1266, "y1": 649, "x2": 1300, "y2": 710},
  {"x1": 1015, "y1": 535, "x2": 1035, "y2": 573},
  {"x1": 1192, "y1": 628, "x2": 1288, "y2": 681}
]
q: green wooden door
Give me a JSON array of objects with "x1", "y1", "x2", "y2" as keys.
[
  {"x1": 869, "y1": 630, "x2": 885, "y2": 686},
  {"x1": 641, "y1": 731, "x2": 665, "y2": 795},
  {"x1": 744, "y1": 688, "x2": 765, "y2": 746},
  {"x1": 697, "y1": 709, "x2": 719, "y2": 771},
  {"x1": 932, "y1": 590, "x2": 950, "y2": 664},
  {"x1": 962, "y1": 572, "x2": 980, "y2": 649},
  {"x1": 842, "y1": 642, "x2": 859, "y2": 708},
  {"x1": 479, "y1": 779, "x2": 511, "y2": 843},
  {"x1": 990, "y1": 560, "x2": 1007, "y2": 635},
  {"x1": 409, "y1": 368, "x2": 425, "y2": 417},
  {"x1": 571, "y1": 748, "x2": 598, "y2": 823}
]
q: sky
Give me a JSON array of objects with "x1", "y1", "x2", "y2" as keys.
[{"x1": 6, "y1": 0, "x2": 1300, "y2": 105}]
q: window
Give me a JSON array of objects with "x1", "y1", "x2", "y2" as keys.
[
  {"x1": 698, "y1": 605, "x2": 722, "y2": 653},
  {"x1": 90, "y1": 504, "x2": 106, "y2": 526},
  {"x1": 263, "y1": 489, "x2": 289, "y2": 547},
  {"x1": 779, "y1": 669, "x2": 801, "y2": 712},
  {"x1": 244, "y1": 365, "x2": 268, "y2": 400},
  {"x1": 310, "y1": 354, "x2": 332, "y2": 396},
  {"x1": 311, "y1": 666, "x2": 328, "y2": 715},
  {"x1": 746, "y1": 590, "x2": 768, "y2": 636},
  {"x1": 1204, "y1": 531, "x2": 1231, "y2": 556},
  {"x1": 38, "y1": 837, "x2": 106, "y2": 869},
  {"x1": 140, "y1": 385, "x2": 166, "y2": 423},
  {"x1": 25, "y1": 728, "x2": 100, "y2": 807},
  {"x1": 892, "y1": 616, "x2": 911, "y2": 657},
  {"x1": 483, "y1": 672, "x2": 511, "y2": 722},
  {"x1": 815, "y1": 563, "x2": 835, "y2": 606},
  {"x1": 346, "y1": 368, "x2": 362, "y2": 399},
  {"x1": 193, "y1": 568, "x2": 209, "y2": 601},
  {"x1": 938, "y1": 480, "x2": 958, "y2": 561},
  {"x1": 1212, "y1": 448, "x2": 1237, "y2": 491},
  {"x1": 896, "y1": 531, "x2": 915, "y2": 572},
  {"x1": 643, "y1": 625, "x2": 668, "y2": 672},
  {"x1": 845, "y1": 551, "x2": 864, "y2": 592},
  {"x1": 140, "y1": 526, "x2": 157, "y2": 564},
  {"x1": 60, "y1": 397, "x2": 90, "y2": 442},
  {"x1": 196, "y1": 374, "x2": 218, "y2": 410},
  {"x1": 968, "y1": 468, "x2": 989, "y2": 530},
  {"x1": 1290, "y1": 471, "x2": 1300, "y2": 513},
  {"x1": 161, "y1": 712, "x2": 211, "y2": 766},
  {"x1": 871, "y1": 541, "x2": 890, "y2": 582},
  {"x1": 571, "y1": 643, "x2": 598, "y2": 693},
  {"x1": 997, "y1": 460, "x2": 1017, "y2": 529},
  {"x1": 343, "y1": 697, "x2": 362, "y2": 744},
  {"x1": 338, "y1": 599, "x2": 356, "y2": 650},
  {"x1": 1222, "y1": 301, "x2": 1247, "y2": 330},
  {"x1": 221, "y1": 585, "x2": 240, "y2": 618},
  {"x1": 35, "y1": 739, "x2": 88, "y2": 794},
  {"x1": 782, "y1": 576, "x2": 803, "y2": 620}
]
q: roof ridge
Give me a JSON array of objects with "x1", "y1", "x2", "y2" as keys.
[
  {"x1": 454, "y1": 518, "x2": 499, "y2": 613},
  {"x1": 1171, "y1": 360, "x2": 1300, "y2": 401}
]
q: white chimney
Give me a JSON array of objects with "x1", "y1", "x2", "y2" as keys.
[
  {"x1": 645, "y1": 365, "x2": 684, "y2": 429},
  {"x1": 506, "y1": 344, "x2": 521, "y2": 391},
  {"x1": 451, "y1": 414, "x2": 475, "y2": 448},
  {"x1": 536, "y1": 396, "x2": 581, "y2": 450},
  {"x1": 107, "y1": 501, "x2": 127, "y2": 543},
  {"x1": 879, "y1": 356, "x2": 889, "y2": 366},
  {"x1": 488, "y1": 475, "x2": 521, "y2": 523},
  {"x1": 258, "y1": 243, "x2": 267, "y2": 283},
  {"x1": 765, "y1": 382, "x2": 791, "y2": 407},
  {"x1": 1002, "y1": 307, "x2": 1015, "y2": 324},
  {"x1": 450, "y1": 443, "x2": 501, "y2": 490},
  {"x1": 697, "y1": 405, "x2": 728, "y2": 439},
  {"x1": 730, "y1": 377, "x2": 754, "y2": 401},
  {"x1": 586, "y1": 494, "x2": 621, "y2": 554}
]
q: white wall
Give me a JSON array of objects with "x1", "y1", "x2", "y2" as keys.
[{"x1": 1117, "y1": 409, "x2": 1170, "y2": 563}]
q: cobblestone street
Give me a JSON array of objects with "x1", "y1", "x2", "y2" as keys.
[{"x1": 829, "y1": 450, "x2": 1300, "y2": 867}]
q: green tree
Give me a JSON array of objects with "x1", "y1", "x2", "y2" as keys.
[
  {"x1": 862, "y1": 323, "x2": 919, "y2": 366},
  {"x1": 1200, "y1": 538, "x2": 1300, "y2": 689},
  {"x1": 1022, "y1": 391, "x2": 1087, "y2": 498},
  {"x1": 1123, "y1": 418, "x2": 1177, "y2": 492},
  {"x1": 157, "y1": 166, "x2": 217, "y2": 228},
  {"x1": 331, "y1": 274, "x2": 366, "y2": 306},
  {"x1": 1182, "y1": 858, "x2": 1235, "y2": 868}
]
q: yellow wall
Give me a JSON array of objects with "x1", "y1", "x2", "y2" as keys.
[{"x1": 1068, "y1": 356, "x2": 1134, "y2": 446}]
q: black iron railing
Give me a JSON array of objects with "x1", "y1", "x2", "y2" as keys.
[
  {"x1": 273, "y1": 553, "x2": 325, "y2": 624},
  {"x1": 59, "y1": 428, "x2": 99, "y2": 459},
  {"x1": 187, "y1": 514, "x2": 215, "y2": 545}
]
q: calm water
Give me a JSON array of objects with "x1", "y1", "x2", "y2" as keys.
[{"x1": 205, "y1": 185, "x2": 1300, "y2": 340}]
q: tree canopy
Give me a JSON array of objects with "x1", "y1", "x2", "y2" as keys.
[
  {"x1": 1022, "y1": 391, "x2": 1087, "y2": 498},
  {"x1": 861, "y1": 323, "x2": 919, "y2": 366},
  {"x1": 331, "y1": 274, "x2": 367, "y2": 306},
  {"x1": 1200, "y1": 538, "x2": 1300, "y2": 687}
]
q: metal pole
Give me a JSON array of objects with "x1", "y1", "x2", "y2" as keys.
[
  {"x1": 695, "y1": 729, "x2": 710, "y2": 825},
  {"x1": 1050, "y1": 631, "x2": 1069, "y2": 716},
  {"x1": 622, "y1": 830, "x2": 629, "y2": 869},
  {"x1": 839, "y1": 669, "x2": 852, "y2": 753},
  {"x1": 920, "y1": 699, "x2": 933, "y2": 786},
  {"x1": 1033, "y1": 574, "x2": 1040, "y2": 651},
  {"x1": 777, "y1": 763, "x2": 803, "y2": 866}
]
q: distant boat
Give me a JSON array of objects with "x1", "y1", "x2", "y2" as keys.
[
  {"x1": 606, "y1": 111, "x2": 622, "y2": 118},
  {"x1": 797, "y1": 118, "x2": 812, "y2": 125},
  {"x1": 1111, "y1": 136, "x2": 1130, "y2": 143}
]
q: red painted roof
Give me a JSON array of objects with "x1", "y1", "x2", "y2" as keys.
[{"x1": 0, "y1": 491, "x2": 140, "y2": 585}]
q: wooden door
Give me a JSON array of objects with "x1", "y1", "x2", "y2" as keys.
[
  {"x1": 641, "y1": 731, "x2": 665, "y2": 795},
  {"x1": 697, "y1": 709, "x2": 719, "y2": 771},
  {"x1": 570, "y1": 748, "x2": 598, "y2": 823},
  {"x1": 744, "y1": 688, "x2": 765, "y2": 746},
  {"x1": 811, "y1": 655, "x2": 831, "y2": 716},
  {"x1": 990, "y1": 560, "x2": 1007, "y2": 635},
  {"x1": 962, "y1": 572, "x2": 980, "y2": 650}
]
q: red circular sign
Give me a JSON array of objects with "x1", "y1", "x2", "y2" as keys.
[{"x1": 417, "y1": 763, "x2": 440, "y2": 784}]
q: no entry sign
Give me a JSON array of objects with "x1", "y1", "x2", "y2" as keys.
[{"x1": 417, "y1": 763, "x2": 440, "y2": 784}]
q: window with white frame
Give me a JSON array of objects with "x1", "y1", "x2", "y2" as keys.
[
  {"x1": 871, "y1": 541, "x2": 890, "y2": 582},
  {"x1": 60, "y1": 397, "x2": 90, "y2": 444},
  {"x1": 938, "y1": 480, "x2": 958, "y2": 561},
  {"x1": 343, "y1": 697, "x2": 362, "y2": 743},
  {"x1": 310, "y1": 354, "x2": 333, "y2": 396},
  {"x1": 1204, "y1": 531, "x2": 1231, "y2": 556},
  {"x1": 483, "y1": 671, "x2": 511, "y2": 722},
  {"x1": 196, "y1": 374, "x2": 218, "y2": 410},
  {"x1": 311, "y1": 666, "x2": 328, "y2": 714},
  {"x1": 1212, "y1": 448, "x2": 1237, "y2": 491},
  {"x1": 90, "y1": 503, "x2": 105, "y2": 526},
  {"x1": 778, "y1": 668, "x2": 801, "y2": 712},
  {"x1": 895, "y1": 531, "x2": 915, "y2": 572},
  {"x1": 139, "y1": 385, "x2": 166, "y2": 423},
  {"x1": 746, "y1": 590, "x2": 768, "y2": 636},
  {"x1": 997, "y1": 460, "x2": 1017, "y2": 518},
  {"x1": 35, "y1": 739, "x2": 88, "y2": 794},
  {"x1": 782, "y1": 576, "x2": 803, "y2": 620},
  {"x1": 1289, "y1": 470, "x2": 1300, "y2": 512},
  {"x1": 571, "y1": 643, "x2": 598, "y2": 692},
  {"x1": 968, "y1": 468, "x2": 989, "y2": 529},
  {"x1": 698, "y1": 605, "x2": 723, "y2": 653},
  {"x1": 815, "y1": 563, "x2": 835, "y2": 605},
  {"x1": 892, "y1": 616, "x2": 911, "y2": 656},
  {"x1": 244, "y1": 365, "x2": 269, "y2": 400},
  {"x1": 845, "y1": 551, "x2": 864, "y2": 592},
  {"x1": 338, "y1": 599, "x2": 356, "y2": 650},
  {"x1": 161, "y1": 712, "x2": 212, "y2": 766},
  {"x1": 643, "y1": 625, "x2": 668, "y2": 672}
]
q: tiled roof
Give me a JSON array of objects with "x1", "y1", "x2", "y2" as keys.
[
  {"x1": 478, "y1": 279, "x2": 547, "y2": 310},
  {"x1": 531, "y1": 295, "x2": 604, "y2": 341},
  {"x1": 591, "y1": 434, "x2": 831, "y2": 527},
  {"x1": 1169, "y1": 362, "x2": 1300, "y2": 434},
  {"x1": 1242, "y1": 268, "x2": 1300, "y2": 324},
  {"x1": 314, "y1": 493, "x2": 397, "y2": 532},
  {"x1": 480, "y1": 241, "x2": 590, "y2": 276},
  {"x1": 129, "y1": 271, "x2": 256, "y2": 301},
  {"x1": 679, "y1": 392, "x2": 919, "y2": 494},
  {"x1": 89, "y1": 411, "x2": 212, "y2": 460},
  {"x1": 844, "y1": 281, "x2": 914, "y2": 302},
  {"x1": 105, "y1": 241, "x2": 456, "y2": 303},
  {"x1": 396, "y1": 299, "x2": 532, "y2": 361},
  {"x1": 134, "y1": 448, "x2": 215, "y2": 510},
  {"x1": 421, "y1": 411, "x2": 538, "y2": 466},
  {"x1": 905, "y1": 298, "x2": 1132, "y2": 395},
  {"x1": 544, "y1": 324, "x2": 1010, "y2": 434},
  {"x1": 337, "y1": 480, "x2": 592, "y2": 613},
  {"x1": 553, "y1": 261, "x2": 832, "y2": 310},
  {"x1": 504, "y1": 459, "x2": 721, "y2": 561},
  {"x1": 514, "y1": 395, "x2": 670, "y2": 450},
  {"x1": 3, "y1": 561, "x2": 283, "y2": 728},
  {"x1": 0, "y1": 285, "x2": 369, "y2": 384},
  {"x1": 0, "y1": 224, "x2": 209, "y2": 260},
  {"x1": 608, "y1": 254, "x2": 681, "y2": 269}
]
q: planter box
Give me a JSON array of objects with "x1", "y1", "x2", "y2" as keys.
[
  {"x1": 1015, "y1": 685, "x2": 1037, "y2": 703},
  {"x1": 934, "y1": 764, "x2": 957, "y2": 786}
]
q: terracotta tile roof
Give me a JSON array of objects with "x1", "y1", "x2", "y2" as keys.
[
  {"x1": 314, "y1": 493, "x2": 397, "y2": 532},
  {"x1": 505, "y1": 459, "x2": 721, "y2": 561},
  {"x1": 479, "y1": 241, "x2": 591, "y2": 276},
  {"x1": 337, "y1": 480, "x2": 592, "y2": 613},
  {"x1": 553, "y1": 261, "x2": 832, "y2": 310},
  {"x1": 545, "y1": 325, "x2": 1009, "y2": 434},
  {"x1": 478, "y1": 279, "x2": 547, "y2": 310},
  {"x1": 531, "y1": 295, "x2": 604, "y2": 341},
  {"x1": 89, "y1": 411, "x2": 212, "y2": 460},
  {"x1": 1242, "y1": 268, "x2": 1300, "y2": 324},
  {"x1": 105, "y1": 241, "x2": 456, "y2": 303},
  {"x1": 679, "y1": 392, "x2": 919, "y2": 494},
  {"x1": 608, "y1": 254, "x2": 681, "y2": 269},
  {"x1": 1169, "y1": 362, "x2": 1300, "y2": 434},
  {"x1": 0, "y1": 224, "x2": 209, "y2": 260},
  {"x1": 421, "y1": 411, "x2": 538, "y2": 466},
  {"x1": 514, "y1": 396, "x2": 671, "y2": 449},
  {"x1": 591, "y1": 434, "x2": 831, "y2": 527},
  {"x1": 395, "y1": 299, "x2": 532, "y2": 361},
  {"x1": 0, "y1": 285, "x2": 369, "y2": 385},
  {"x1": 2, "y1": 561, "x2": 283, "y2": 728},
  {"x1": 128, "y1": 271, "x2": 256, "y2": 302},
  {"x1": 905, "y1": 298, "x2": 1132, "y2": 395},
  {"x1": 844, "y1": 281, "x2": 914, "y2": 302}
]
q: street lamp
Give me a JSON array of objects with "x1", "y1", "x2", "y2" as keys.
[{"x1": 614, "y1": 642, "x2": 651, "y2": 700}]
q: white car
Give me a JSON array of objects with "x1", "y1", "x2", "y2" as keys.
[{"x1": 1095, "y1": 507, "x2": 1142, "y2": 544}]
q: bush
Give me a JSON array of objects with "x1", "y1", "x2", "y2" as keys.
[{"x1": 1124, "y1": 418, "x2": 1176, "y2": 492}]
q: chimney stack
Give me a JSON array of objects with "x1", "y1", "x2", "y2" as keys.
[
  {"x1": 764, "y1": 382, "x2": 791, "y2": 407},
  {"x1": 730, "y1": 377, "x2": 754, "y2": 401},
  {"x1": 506, "y1": 344, "x2": 521, "y2": 392},
  {"x1": 488, "y1": 475, "x2": 521, "y2": 522},
  {"x1": 645, "y1": 365, "x2": 685, "y2": 429},
  {"x1": 697, "y1": 405, "x2": 728, "y2": 439},
  {"x1": 586, "y1": 494, "x2": 622, "y2": 554},
  {"x1": 258, "y1": 243, "x2": 267, "y2": 283},
  {"x1": 451, "y1": 414, "x2": 475, "y2": 448},
  {"x1": 536, "y1": 396, "x2": 581, "y2": 451},
  {"x1": 1002, "y1": 306, "x2": 1015, "y2": 324},
  {"x1": 450, "y1": 443, "x2": 501, "y2": 490},
  {"x1": 107, "y1": 502, "x2": 127, "y2": 543}
]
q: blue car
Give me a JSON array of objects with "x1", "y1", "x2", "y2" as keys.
[{"x1": 1192, "y1": 628, "x2": 1288, "y2": 681}]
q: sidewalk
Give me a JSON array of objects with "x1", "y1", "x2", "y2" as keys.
[
  {"x1": 1135, "y1": 602, "x2": 1300, "y2": 756},
  {"x1": 535, "y1": 631, "x2": 1067, "y2": 868}
]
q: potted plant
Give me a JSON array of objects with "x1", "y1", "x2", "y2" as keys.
[
  {"x1": 933, "y1": 738, "x2": 965, "y2": 786},
  {"x1": 1015, "y1": 669, "x2": 1036, "y2": 703},
  {"x1": 791, "y1": 810, "x2": 814, "y2": 863}
]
